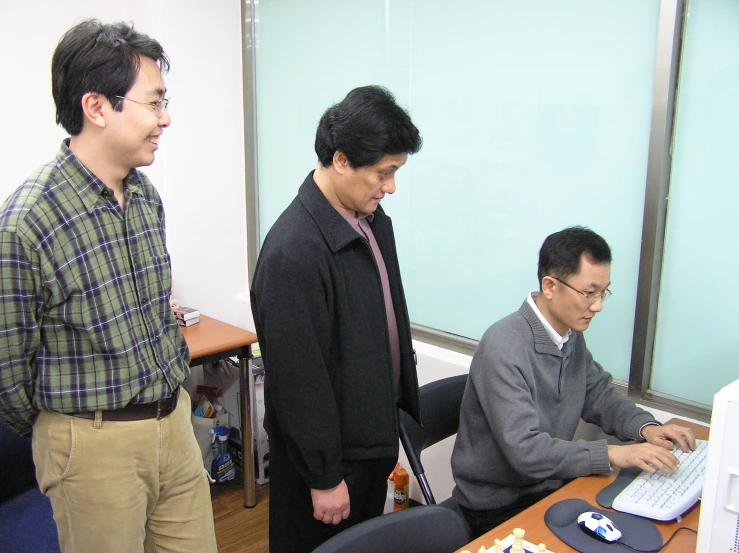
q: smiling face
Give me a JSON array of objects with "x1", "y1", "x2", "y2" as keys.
[
  {"x1": 538, "y1": 255, "x2": 612, "y2": 336},
  {"x1": 324, "y1": 152, "x2": 408, "y2": 216},
  {"x1": 105, "y1": 56, "x2": 170, "y2": 171}
]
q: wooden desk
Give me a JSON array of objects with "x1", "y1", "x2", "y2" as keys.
[
  {"x1": 456, "y1": 419, "x2": 708, "y2": 553},
  {"x1": 181, "y1": 315, "x2": 259, "y2": 508}
]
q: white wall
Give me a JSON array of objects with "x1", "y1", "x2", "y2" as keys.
[{"x1": 0, "y1": 0, "x2": 253, "y2": 332}]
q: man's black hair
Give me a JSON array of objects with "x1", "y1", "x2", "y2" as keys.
[
  {"x1": 315, "y1": 85, "x2": 422, "y2": 168},
  {"x1": 537, "y1": 226, "x2": 612, "y2": 287},
  {"x1": 52, "y1": 19, "x2": 170, "y2": 135}
]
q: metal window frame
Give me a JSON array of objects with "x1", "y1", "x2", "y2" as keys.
[
  {"x1": 628, "y1": 0, "x2": 709, "y2": 421},
  {"x1": 244, "y1": 0, "x2": 260, "y2": 281}
]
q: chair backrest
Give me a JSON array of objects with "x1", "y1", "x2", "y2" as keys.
[
  {"x1": 399, "y1": 374, "x2": 468, "y2": 505},
  {"x1": 0, "y1": 422, "x2": 36, "y2": 501},
  {"x1": 311, "y1": 504, "x2": 470, "y2": 553}
]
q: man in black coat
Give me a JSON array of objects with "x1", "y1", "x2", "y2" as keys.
[{"x1": 251, "y1": 85, "x2": 423, "y2": 552}]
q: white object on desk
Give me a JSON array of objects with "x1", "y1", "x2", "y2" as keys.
[
  {"x1": 697, "y1": 377, "x2": 739, "y2": 552},
  {"x1": 461, "y1": 530, "x2": 554, "y2": 553},
  {"x1": 612, "y1": 438, "x2": 709, "y2": 520},
  {"x1": 511, "y1": 528, "x2": 525, "y2": 553}
]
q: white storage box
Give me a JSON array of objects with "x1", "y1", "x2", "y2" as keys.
[{"x1": 192, "y1": 410, "x2": 230, "y2": 470}]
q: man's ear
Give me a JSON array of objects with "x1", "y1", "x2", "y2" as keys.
[
  {"x1": 80, "y1": 92, "x2": 107, "y2": 129},
  {"x1": 541, "y1": 275, "x2": 556, "y2": 300},
  {"x1": 332, "y1": 151, "x2": 349, "y2": 174}
]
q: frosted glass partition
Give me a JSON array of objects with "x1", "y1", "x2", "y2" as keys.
[
  {"x1": 650, "y1": 0, "x2": 739, "y2": 407},
  {"x1": 255, "y1": 0, "x2": 661, "y2": 381}
]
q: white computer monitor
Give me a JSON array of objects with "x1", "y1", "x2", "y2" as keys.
[{"x1": 695, "y1": 377, "x2": 739, "y2": 552}]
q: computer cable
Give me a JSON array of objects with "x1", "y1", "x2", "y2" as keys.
[{"x1": 619, "y1": 526, "x2": 697, "y2": 553}]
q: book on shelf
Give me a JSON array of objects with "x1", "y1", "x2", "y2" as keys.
[
  {"x1": 172, "y1": 305, "x2": 200, "y2": 321},
  {"x1": 177, "y1": 316, "x2": 200, "y2": 327}
]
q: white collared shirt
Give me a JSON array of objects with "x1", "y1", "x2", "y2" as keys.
[{"x1": 526, "y1": 292, "x2": 571, "y2": 350}]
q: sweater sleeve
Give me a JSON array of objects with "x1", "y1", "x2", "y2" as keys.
[
  {"x1": 250, "y1": 244, "x2": 344, "y2": 490},
  {"x1": 579, "y1": 341, "x2": 656, "y2": 442}
]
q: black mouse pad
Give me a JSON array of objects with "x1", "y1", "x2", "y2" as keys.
[
  {"x1": 544, "y1": 498, "x2": 662, "y2": 553},
  {"x1": 595, "y1": 467, "x2": 642, "y2": 509}
]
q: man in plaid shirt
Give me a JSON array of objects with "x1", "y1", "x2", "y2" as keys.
[{"x1": 0, "y1": 20, "x2": 216, "y2": 553}]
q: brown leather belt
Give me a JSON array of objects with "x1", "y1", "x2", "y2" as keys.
[{"x1": 73, "y1": 387, "x2": 180, "y2": 421}]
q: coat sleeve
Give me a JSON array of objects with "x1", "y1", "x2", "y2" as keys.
[{"x1": 250, "y1": 243, "x2": 344, "y2": 490}]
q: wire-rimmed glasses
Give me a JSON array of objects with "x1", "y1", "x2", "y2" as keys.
[
  {"x1": 553, "y1": 276, "x2": 612, "y2": 304},
  {"x1": 115, "y1": 95, "x2": 170, "y2": 116}
]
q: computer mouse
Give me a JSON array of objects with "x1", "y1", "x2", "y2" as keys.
[{"x1": 577, "y1": 511, "x2": 622, "y2": 543}]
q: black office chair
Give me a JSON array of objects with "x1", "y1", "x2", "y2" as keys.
[
  {"x1": 311, "y1": 504, "x2": 470, "y2": 553},
  {"x1": 399, "y1": 374, "x2": 468, "y2": 507}
]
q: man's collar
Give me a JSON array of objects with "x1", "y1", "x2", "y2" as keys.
[
  {"x1": 57, "y1": 139, "x2": 141, "y2": 214},
  {"x1": 525, "y1": 292, "x2": 571, "y2": 350},
  {"x1": 298, "y1": 171, "x2": 385, "y2": 252},
  {"x1": 339, "y1": 208, "x2": 374, "y2": 230}
]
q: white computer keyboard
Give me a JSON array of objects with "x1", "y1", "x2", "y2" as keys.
[{"x1": 612, "y1": 439, "x2": 709, "y2": 521}]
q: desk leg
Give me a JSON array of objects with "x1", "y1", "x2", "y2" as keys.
[{"x1": 239, "y1": 351, "x2": 257, "y2": 508}]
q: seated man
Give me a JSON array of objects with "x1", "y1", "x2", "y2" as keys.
[{"x1": 451, "y1": 226, "x2": 695, "y2": 538}]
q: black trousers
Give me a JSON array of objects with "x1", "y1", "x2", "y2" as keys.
[
  {"x1": 268, "y1": 433, "x2": 397, "y2": 553},
  {"x1": 459, "y1": 490, "x2": 554, "y2": 540}
]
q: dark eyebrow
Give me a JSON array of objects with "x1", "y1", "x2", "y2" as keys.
[
  {"x1": 585, "y1": 281, "x2": 612, "y2": 290},
  {"x1": 147, "y1": 87, "x2": 167, "y2": 98}
]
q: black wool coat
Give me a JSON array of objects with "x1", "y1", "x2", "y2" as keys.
[{"x1": 250, "y1": 172, "x2": 421, "y2": 490}]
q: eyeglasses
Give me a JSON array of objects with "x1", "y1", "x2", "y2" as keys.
[
  {"x1": 553, "y1": 276, "x2": 612, "y2": 304},
  {"x1": 115, "y1": 96, "x2": 170, "y2": 116}
]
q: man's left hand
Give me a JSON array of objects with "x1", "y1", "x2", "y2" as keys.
[{"x1": 641, "y1": 424, "x2": 696, "y2": 453}]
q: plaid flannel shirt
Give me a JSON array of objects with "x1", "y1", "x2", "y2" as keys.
[{"x1": 0, "y1": 140, "x2": 190, "y2": 436}]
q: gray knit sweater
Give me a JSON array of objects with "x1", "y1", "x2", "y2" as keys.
[{"x1": 451, "y1": 298, "x2": 656, "y2": 511}]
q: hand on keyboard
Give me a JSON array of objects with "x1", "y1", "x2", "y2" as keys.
[
  {"x1": 641, "y1": 423, "x2": 696, "y2": 453},
  {"x1": 611, "y1": 439, "x2": 709, "y2": 521},
  {"x1": 608, "y1": 442, "x2": 681, "y2": 474}
]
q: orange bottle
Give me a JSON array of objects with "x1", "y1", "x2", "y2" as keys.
[{"x1": 393, "y1": 468, "x2": 409, "y2": 510}]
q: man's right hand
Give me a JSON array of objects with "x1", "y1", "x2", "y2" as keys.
[
  {"x1": 607, "y1": 443, "x2": 680, "y2": 474},
  {"x1": 311, "y1": 481, "x2": 351, "y2": 525}
]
